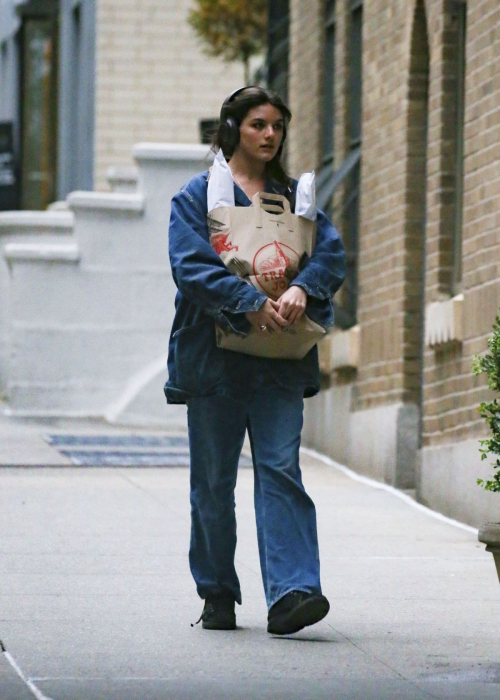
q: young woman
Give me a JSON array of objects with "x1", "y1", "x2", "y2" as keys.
[{"x1": 165, "y1": 86, "x2": 346, "y2": 635}]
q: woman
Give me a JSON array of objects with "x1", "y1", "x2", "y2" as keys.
[{"x1": 165, "y1": 86, "x2": 346, "y2": 635}]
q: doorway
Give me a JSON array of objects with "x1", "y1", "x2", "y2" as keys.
[{"x1": 20, "y1": 9, "x2": 58, "y2": 209}]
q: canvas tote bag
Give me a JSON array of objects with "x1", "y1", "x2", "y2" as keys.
[{"x1": 208, "y1": 191, "x2": 326, "y2": 360}]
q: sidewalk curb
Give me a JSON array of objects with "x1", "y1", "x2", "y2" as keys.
[{"x1": 301, "y1": 447, "x2": 479, "y2": 535}]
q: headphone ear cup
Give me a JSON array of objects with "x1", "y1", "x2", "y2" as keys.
[{"x1": 220, "y1": 116, "x2": 240, "y2": 149}]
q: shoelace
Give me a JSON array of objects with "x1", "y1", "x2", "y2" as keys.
[{"x1": 191, "y1": 602, "x2": 214, "y2": 627}]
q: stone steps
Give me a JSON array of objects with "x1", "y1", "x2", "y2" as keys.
[{"x1": 1, "y1": 143, "x2": 211, "y2": 425}]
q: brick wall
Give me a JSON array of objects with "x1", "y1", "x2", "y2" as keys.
[
  {"x1": 424, "y1": 0, "x2": 500, "y2": 447},
  {"x1": 356, "y1": 0, "x2": 414, "y2": 410},
  {"x1": 288, "y1": 0, "x2": 323, "y2": 175},
  {"x1": 289, "y1": 0, "x2": 500, "y2": 449},
  {"x1": 93, "y1": 0, "x2": 245, "y2": 190}
]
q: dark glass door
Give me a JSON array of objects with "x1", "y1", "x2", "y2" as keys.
[{"x1": 21, "y1": 17, "x2": 58, "y2": 210}]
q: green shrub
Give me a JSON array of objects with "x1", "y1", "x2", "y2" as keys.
[{"x1": 473, "y1": 312, "x2": 500, "y2": 491}]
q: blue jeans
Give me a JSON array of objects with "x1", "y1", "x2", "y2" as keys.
[{"x1": 186, "y1": 385, "x2": 322, "y2": 609}]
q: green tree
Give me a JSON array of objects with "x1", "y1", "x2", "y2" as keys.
[
  {"x1": 188, "y1": 0, "x2": 267, "y2": 85},
  {"x1": 473, "y1": 310, "x2": 500, "y2": 491}
]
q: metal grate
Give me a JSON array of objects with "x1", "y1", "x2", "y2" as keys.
[{"x1": 45, "y1": 435, "x2": 253, "y2": 468}]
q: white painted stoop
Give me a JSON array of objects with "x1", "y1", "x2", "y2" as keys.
[{"x1": 0, "y1": 143, "x2": 212, "y2": 427}]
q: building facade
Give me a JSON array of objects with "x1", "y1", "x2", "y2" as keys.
[
  {"x1": 284, "y1": 0, "x2": 500, "y2": 526},
  {"x1": 0, "y1": 0, "x2": 245, "y2": 209}
]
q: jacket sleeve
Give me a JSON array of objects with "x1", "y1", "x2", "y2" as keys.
[
  {"x1": 169, "y1": 188, "x2": 268, "y2": 322},
  {"x1": 288, "y1": 208, "x2": 346, "y2": 329},
  {"x1": 290, "y1": 208, "x2": 346, "y2": 301}
]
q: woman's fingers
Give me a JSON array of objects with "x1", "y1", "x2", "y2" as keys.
[
  {"x1": 265, "y1": 300, "x2": 289, "y2": 328},
  {"x1": 281, "y1": 301, "x2": 305, "y2": 325},
  {"x1": 247, "y1": 298, "x2": 299, "y2": 334},
  {"x1": 277, "y1": 287, "x2": 307, "y2": 323},
  {"x1": 260, "y1": 313, "x2": 286, "y2": 334},
  {"x1": 266, "y1": 309, "x2": 285, "y2": 333}
]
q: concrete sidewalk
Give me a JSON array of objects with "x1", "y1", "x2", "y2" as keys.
[
  {"x1": 1, "y1": 417, "x2": 500, "y2": 699},
  {"x1": 0, "y1": 409, "x2": 189, "y2": 466}
]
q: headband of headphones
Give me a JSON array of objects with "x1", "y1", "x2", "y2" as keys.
[{"x1": 220, "y1": 86, "x2": 260, "y2": 119}]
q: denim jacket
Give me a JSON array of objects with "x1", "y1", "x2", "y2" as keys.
[{"x1": 164, "y1": 171, "x2": 346, "y2": 404}]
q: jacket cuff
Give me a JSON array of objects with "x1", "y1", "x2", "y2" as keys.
[
  {"x1": 220, "y1": 285, "x2": 267, "y2": 314},
  {"x1": 306, "y1": 296, "x2": 334, "y2": 328},
  {"x1": 206, "y1": 286, "x2": 267, "y2": 336},
  {"x1": 219, "y1": 311, "x2": 252, "y2": 336},
  {"x1": 290, "y1": 273, "x2": 329, "y2": 301}
]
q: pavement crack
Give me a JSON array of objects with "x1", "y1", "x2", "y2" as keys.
[
  {"x1": 115, "y1": 470, "x2": 190, "y2": 522},
  {"x1": 326, "y1": 623, "x2": 441, "y2": 700}
]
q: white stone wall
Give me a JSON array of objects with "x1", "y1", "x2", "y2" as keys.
[
  {"x1": 93, "y1": 0, "x2": 245, "y2": 190},
  {"x1": 2, "y1": 144, "x2": 210, "y2": 426}
]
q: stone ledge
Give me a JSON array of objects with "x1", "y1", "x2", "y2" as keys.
[
  {"x1": 106, "y1": 166, "x2": 139, "y2": 193},
  {"x1": 425, "y1": 294, "x2": 464, "y2": 347},
  {"x1": 4, "y1": 242, "x2": 80, "y2": 263},
  {"x1": 47, "y1": 201, "x2": 70, "y2": 211},
  {"x1": 0, "y1": 210, "x2": 74, "y2": 233},
  {"x1": 67, "y1": 191, "x2": 145, "y2": 212},
  {"x1": 318, "y1": 325, "x2": 360, "y2": 374},
  {"x1": 133, "y1": 142, "x2": 213, "y2": 162}
]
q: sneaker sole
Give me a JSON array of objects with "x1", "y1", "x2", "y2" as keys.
[
  {"x1": 267, "y1": 595, "x2": 330, "y2": 635},
  {"x1": 201, "y1": 619, "x2": 236, "y2": 630}
]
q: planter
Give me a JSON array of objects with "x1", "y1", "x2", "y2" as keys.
[{"x1": 478, "y1": 523, "x2": 500, "y2": 583}]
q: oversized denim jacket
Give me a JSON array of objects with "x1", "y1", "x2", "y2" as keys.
[{"x1": 164, "y1": 171, "x2": 346, "y2": 404}]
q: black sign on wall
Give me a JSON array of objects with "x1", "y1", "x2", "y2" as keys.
[{"x1": 0, "y1": 122, "x2": 19, "y2": 211}]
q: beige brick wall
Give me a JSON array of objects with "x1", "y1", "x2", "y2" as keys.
[
  {"x1": 93, "y1": 0, "x2": 246, "y2": 190},
  {"x1": 288, "y1": 0, "x2": 323, "y2": 176},
  {"x1": 288, "y1": 0, "x2": 500, "y2": 447},
  {"x1": 356, "y1": 0, "x2": 414, "y2": 410},
  {"x1": 424, "y1": 0, "x2": 500, "y2": 447}
]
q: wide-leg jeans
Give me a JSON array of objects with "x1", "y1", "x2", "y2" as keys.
[{"x1": 186, "y1": 385, "x2": 322, "y2": 609}]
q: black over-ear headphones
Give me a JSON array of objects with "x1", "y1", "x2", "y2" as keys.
[{"x1": 219, "y1": 86, "x2": 288, "y2": 151}]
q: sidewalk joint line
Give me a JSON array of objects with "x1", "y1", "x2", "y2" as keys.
[
  {"x1": 301, "y1": 447, "x2": 479, "y2": 535},
  {"x1": 1, "y1": 645, "x2": 55, "y2": 700},
  {"x1": 325, "y1": 625, "x2": 441, "y2": 700}
]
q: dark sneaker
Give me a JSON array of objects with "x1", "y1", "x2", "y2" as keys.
[
  {"x1": 267, "y1": 591, "x2": 330, "y2": 635},
  {"x1": 193, "y1": 595, "x2": 236, "y2": 630}
]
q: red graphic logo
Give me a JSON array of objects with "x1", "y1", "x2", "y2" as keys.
[
  {"x1": 211, "y1": 232, "x2": 239, "y2": 255},
  {"x1": 253, "y1": 241, "x2": 300, "y2": 298}
]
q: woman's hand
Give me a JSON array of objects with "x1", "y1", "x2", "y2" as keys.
[
  {"x1": 245, "y1": 299, "x2": 290, "y2": 335},
  {"x1": 278, "y1": 286, "x2": 307, "y2": 325}
]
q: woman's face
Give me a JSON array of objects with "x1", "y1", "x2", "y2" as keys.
[{"x1": 235, "y1": 103, "x2": 285, "y2": 163}]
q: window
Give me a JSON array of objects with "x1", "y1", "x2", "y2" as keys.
[
  {"x1": 338, "y1": 0, "x2": 363, "y2": 329},
  {"x1": 199, "y1": 118, "x2": 219, "y2": 145},
  {"x1": 267, "y1": 0, "x2": 289, "y2": 101},
  {"x1": 321, "y1": 0, "x2": 336, "y2": 168},
  {"x1": 349, "y1": 0, "x2": 363, "y2": 148},
  {"x1": 451, "y1": 1, "x2": 466, "y2": 295},
  {"x1": 316, "y1": 0, "x2": 362, "y2": 329}
]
